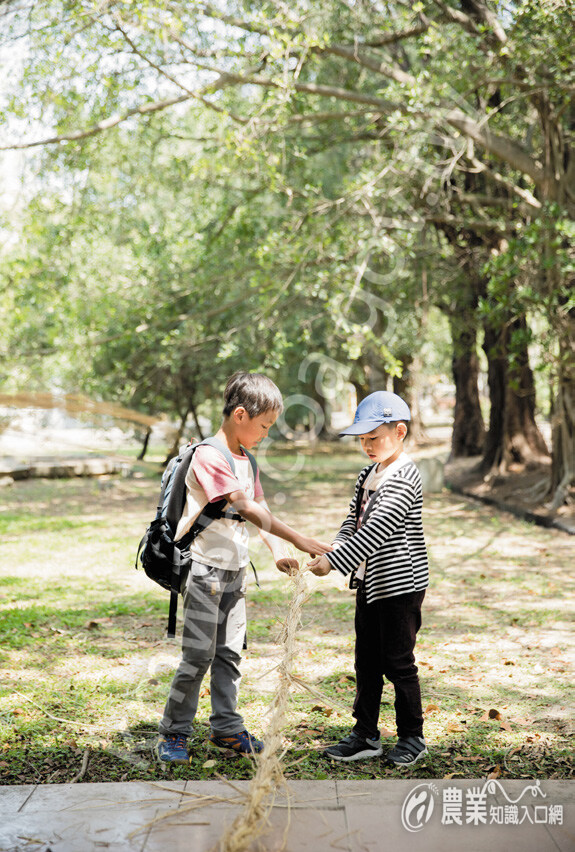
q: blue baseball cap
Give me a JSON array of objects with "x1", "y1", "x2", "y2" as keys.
[{"x1": 340, "y1": 391, "x2": 411, "y2": 435}]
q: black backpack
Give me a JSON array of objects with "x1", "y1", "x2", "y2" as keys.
[{"x1": 136, "y1": 436, "x2": 257, "y2": 637}]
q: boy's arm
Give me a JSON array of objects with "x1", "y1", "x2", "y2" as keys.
[
  {"x1": 225, "y1": 489, "x2": 332, "y2": 557},
  {"x1": 318, "y1": 478, "x2": 417, "y2": 577},
  {"x1": 254, "y1": 496, "x2": 300, "y2": 575}
]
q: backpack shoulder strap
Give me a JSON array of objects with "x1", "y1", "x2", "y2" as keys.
[
  {"x1": 241, "y1": 446, "x2": 258, "y2": 480},
  {"x1": 198, "y1": 436, "x2": 237, "y2": 474},
  {"x1": 164, "y1": 444, "x2": 197, "y2": 532},
  {"x1": 198, "y1": 436, "x2": 258, "y2": 480}
]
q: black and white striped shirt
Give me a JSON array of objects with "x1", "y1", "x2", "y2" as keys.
[{"x1": 326, "y1": 457, "x2": 429, "y2": 603}]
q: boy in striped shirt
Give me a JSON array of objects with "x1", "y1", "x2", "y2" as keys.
[{"x1": 308, "y1": 391, "x2": 429, "y2": 766}]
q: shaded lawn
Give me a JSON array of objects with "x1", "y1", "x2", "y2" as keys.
[{"x1": 0, "y1": 442, "x2": 573, "y2": 784}]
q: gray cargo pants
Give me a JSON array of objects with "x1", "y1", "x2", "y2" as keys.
[{"x1": 159, "y1": 560, "x2": 247, "y2": 738}]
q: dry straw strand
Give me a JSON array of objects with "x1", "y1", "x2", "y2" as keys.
[{"x1": 217, "y1": 565, "x2": 310, "y2": 852}]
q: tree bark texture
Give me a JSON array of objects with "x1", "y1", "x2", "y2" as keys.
[
  {"x1": 393, "y1": 354, "x2": 425, "y2": 443},
  {"x1": 449, "y1": 314, "x2": 485, "y2": 458},
  {"x1": 137, "y1": 427, "x2": 152, "y2": 461},
  {"x1": 480, "y1": 315, "x2": 549, "y2": 475},
  {"x1": 550, "y1": 317, "x2": 575, "y2": 509}
]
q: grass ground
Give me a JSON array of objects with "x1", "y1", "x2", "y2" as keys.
[{"x1": 0, "y1": 441, "x2": 573, "y2": 785}]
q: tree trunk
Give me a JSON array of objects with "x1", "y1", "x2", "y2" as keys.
[
  {"x1": 393, "y1": 354, "x2": 426, "y2": 443},
  {"x1": 503, "y1": 317, "x2": 549, "y2": 464},
  {"x1": 549, "y1": 323, "x2": 575, "y2": 509},
  {"x1": 480, "y1": 315, "x2": 549, "y2": 475},
  {"x1": 164, "y1": 405, "x2": 190, "y2": 464},
  {"x1": 189, "y1": 399, "x2": 205, "y2": 441},
  {"x1": 479, "y1": 320, "x2": 507, "y2": 473},
  {"x1": 352, "y1": 354, "x2": 389, "y2": 402},
  {"x1": 449, "y1": 315, "x2": 485, "y2": 458},
  {"x1": 137, "y1": 427, "x2": 152, "y2": 461},
  {"x1": 351, "y1": 376, "x2": 370, "y2": 403},
  {"x1": 310, "y1": 383, "x2": 334, "y2": 440}
]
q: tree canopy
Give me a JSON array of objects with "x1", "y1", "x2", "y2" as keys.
[{"x1": 1, "y1": 0, "x2": 573, "y2": 504}]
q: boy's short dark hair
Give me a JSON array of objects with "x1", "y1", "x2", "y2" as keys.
[{"x1": 223, "y1": 371, "x2": 283, "y2": 418}]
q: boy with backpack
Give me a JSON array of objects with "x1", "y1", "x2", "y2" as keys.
[
  {"x1": 308, "y1": 391, "x2": 429, "y2": 767},
  {"x1": 156, "y1": 371, "x2": 332, "y2": 763}
]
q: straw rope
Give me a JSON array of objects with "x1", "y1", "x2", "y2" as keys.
[
  {"x1": 217, "y1": 567, "x2": 311, "y2": 852},
  {"x1": 133, "y1": 565, "x2": 341, "y2": 848}
]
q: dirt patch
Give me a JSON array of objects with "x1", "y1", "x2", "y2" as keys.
[{"x1": 445, "y1": 456, "x2": 575, "y2": 535}]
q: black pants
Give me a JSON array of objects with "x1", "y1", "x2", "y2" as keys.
[{"x1": 352, "y1": 587, "x2": 425, "y2": 741}]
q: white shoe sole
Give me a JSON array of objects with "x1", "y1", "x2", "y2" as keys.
[
  {"x1": 386, "y1": 746, "x2": 428, "y2": 767},
  {"x1": 325, "y1": 746, "x2": 383, "y2": 762}
]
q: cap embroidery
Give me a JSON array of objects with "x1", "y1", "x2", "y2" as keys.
[{"x1": 383, "y1": 407, "x2": 393, "y2": 417}]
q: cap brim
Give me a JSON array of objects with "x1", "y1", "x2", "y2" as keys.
[{"x1": 339, "y1": 419, "x2": 389, "y2": 436}]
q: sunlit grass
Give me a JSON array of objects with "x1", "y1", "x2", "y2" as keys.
[{"x1": 0, "y1": 442, "x2": 573, "y2": 783}]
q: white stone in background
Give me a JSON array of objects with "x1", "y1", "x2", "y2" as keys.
[{"x1": 416, "y1": 456, "x2": 445, "y2": 493}]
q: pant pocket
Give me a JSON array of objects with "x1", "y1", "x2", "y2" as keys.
[{"x1": 189, "y1": 561, "x2": 221, "y2": 596}]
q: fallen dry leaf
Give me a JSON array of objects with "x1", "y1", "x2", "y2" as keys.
[
  {"x1": 425, "y1": 703, "x2": 440, "y2": 714},
  {"x1": 311, "y1": 705, "x2": 333, "y2": 716},
  {"x1": 512, "y1": 716, "x2": 534, "y2": 727},
  {"x1": 446, "y1": 722, "x2": 464, "y2": 733},
  {"x1": 488, "y1": 765, "x2": 501, "y2": 779}
]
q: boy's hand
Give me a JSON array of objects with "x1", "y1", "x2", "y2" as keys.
[
  {"x1": 307, "y1": 555, "x2": 332, "y2": 576},
  {"x1": 295, "y1": 535, "x2": 333, "y2": 556},
  {"x1": 276, "y1": 557, "x2": 300, "y2": 576}
]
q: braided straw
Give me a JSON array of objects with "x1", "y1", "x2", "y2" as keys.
[{"x1": 218, "y1": 565, "x2": 310, "y2": 852}]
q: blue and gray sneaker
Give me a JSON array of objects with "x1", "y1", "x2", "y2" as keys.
[
  {"x1": 209, "y1": 729, "x2": 263, "y2": 757},
  {"x1": 156, "y1": 733, "x2": 189, "y2": 764}
]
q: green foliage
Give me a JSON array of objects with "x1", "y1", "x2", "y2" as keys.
[{"x1": 1, "y1": 0, "x2": 573, "y2": 451}]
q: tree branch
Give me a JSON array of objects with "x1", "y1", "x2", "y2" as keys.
[
  {"x1": 445, "y1": 109, "x2": 550, "y2": 187},
  {"x1": 465, "y1": 0, "x2": 507, "y2": 44},
  {"x1": 168, "y1": 58, "x2": 399, "y2": 112},
  {"x1": 0, "y1": 94, "x2": 197, "y2": 149},
  {"x1": 433, "y1": 0, "x2": 481, "y2": 36},
  {"x1": 110, "y1": 15, "x2": 250, "y2": 125},
  {"x1": 320, "y1": 43, "x2": 415, "y2": 86},
  {"x1": 468, "y1": 156, "x2": 542, "y2": 210},
  {"x1": 427, "y1": 213, "x2": 512, "y2": 234},
  {"x1": 363, "y1": 20, "x2": 430, "y2": 47}
]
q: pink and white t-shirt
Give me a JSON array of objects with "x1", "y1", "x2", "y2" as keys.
[{"x1": 175, "y1": 445, "x2": 263, "y2": 569}]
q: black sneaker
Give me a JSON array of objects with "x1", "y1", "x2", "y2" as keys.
[
  {"x1": 324, "y1": 732, "x2": 383, "y2": 762},
  {"x1": 385, "y1": 736, "x2": 427, "y2": 766}
]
